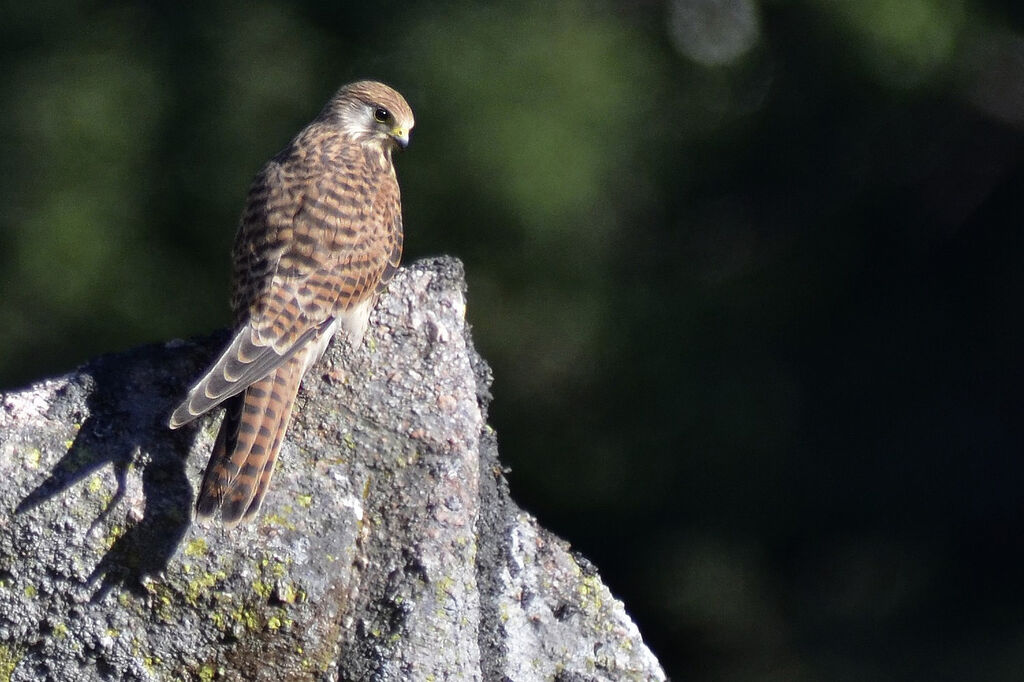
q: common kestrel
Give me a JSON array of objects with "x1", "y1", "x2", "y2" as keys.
[{"x1": 169, "y1": 80, "x2": 414, "y2": 527}]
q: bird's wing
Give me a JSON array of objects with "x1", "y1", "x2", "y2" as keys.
[
  {"x1": 169, "y1": 137, "x2": 401, "y2": 428},
  {"x1": 239, "y1": 137, "x2": 401, "y2": 336},
  {"x1": 167, "y1": 318, "x2": 325, "y2": 428}
]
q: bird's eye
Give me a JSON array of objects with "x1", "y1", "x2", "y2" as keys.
[{"x1": 373, "y1": 107, "x2": 390, "y2": 123}]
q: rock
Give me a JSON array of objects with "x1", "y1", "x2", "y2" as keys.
[{"x1": 0, "y1": 257, "x2": 666, "y2": 681}]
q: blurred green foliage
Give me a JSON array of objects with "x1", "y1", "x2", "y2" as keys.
[{"x1": 2, "y1": 1, "x2": 1024, "y2": 679}]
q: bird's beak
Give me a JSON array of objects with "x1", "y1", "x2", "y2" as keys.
[{"x1": 391, "y1": 127, "x2": 410, "y2": 150}]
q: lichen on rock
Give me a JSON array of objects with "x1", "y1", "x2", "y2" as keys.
[{"x1": 0, "y1": 257, "x2": 665, "y2": 681}]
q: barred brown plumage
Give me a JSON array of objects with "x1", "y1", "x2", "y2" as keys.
[{"x1": 169, "y1": 81, "x2": 414, "y2": 527}]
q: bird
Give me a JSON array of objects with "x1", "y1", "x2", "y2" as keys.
[{"x1": 168, "y1": 80, "x2": 414, "y2": 527}]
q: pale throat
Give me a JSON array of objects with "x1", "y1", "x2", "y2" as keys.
[{"x1": 360, "y1": 137, "x2": 391, "y2": 168}]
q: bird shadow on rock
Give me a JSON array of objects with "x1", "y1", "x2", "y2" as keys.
[{"x1": 15, "y1": 339, "x2": 221, "y2": 600}]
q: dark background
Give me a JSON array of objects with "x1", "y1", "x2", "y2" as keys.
[{"x1": 2, "y1": 1, "x2": 1023, "y2": 679}]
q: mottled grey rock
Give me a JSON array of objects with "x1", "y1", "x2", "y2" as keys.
[{"x1": 0, "y1": 257, "x2": 665, "y2": 682}]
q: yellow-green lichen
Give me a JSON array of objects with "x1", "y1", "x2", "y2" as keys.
[
  {"x1": 23, "y1": 585, "x2": 36, "y2": 599},
  {"x1": 577, "y1": 575, "x2": 604, "y2": 613},
  {"x1": 52, "y1": 622, "x2": 68, "y2": 639},
  {"x1": 229, "y1": 605, "x2": 260, "y2": 631},
  {"x1": 143, "y1": 581, "x2": 179, "y2": 623},
  {"x1": 25, "y1": 448, "x2": 41, "y2": 469},
  {"x1": 0, "y1": 644, "x2": 24, "y2": 682},
  {"x1": 275, "y1": 581, "x2": 304, "y2": 604},
  {"x1": 87, "y1": 474, "x2": 103, "y2": 494},
  {"x1": 258, "y1": 556, "x2": 291, "y2": 579},
  {"x1": 103, "y1": 524, "x2": 126, "y2": 552},
  {"x1": 253, "y1": 580, "x2": 273, "y2": 600},
  {"x1": 197, "y1": 663, "x2": 217, "y2": 682},
  {"x1": 261, "y1": 513, "x2": 295, "y2": 530},
  {"x1": 435, "y1": 576, "x2": 455, "y2": 600},
  {"x1": 185, "y1": 570, "x2": 226, "y2": 606},
  {"x1": 296, "y1": 494, "x2": 313, "y2": 508},
  {"x1": 210, "y1": 612, "x2": 227, "y2": 632},
  {"x1": 184, "y1": 537, "x2": 208, "y2": 558}
]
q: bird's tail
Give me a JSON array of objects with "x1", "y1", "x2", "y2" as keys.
[{"x1": 195, "y1": 351, "x2": 304, "y2": 527}]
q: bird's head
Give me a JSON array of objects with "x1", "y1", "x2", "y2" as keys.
[{"x1": 324, "y1": 80, "x2": 415, "y2": 153}]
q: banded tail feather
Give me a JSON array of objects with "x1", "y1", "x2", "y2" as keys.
[{"x1": 195, "y1": 352, "x2": 304, "y2": 527}]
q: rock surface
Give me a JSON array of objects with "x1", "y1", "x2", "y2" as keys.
[{"x1": 0, "y1": 257, "x2": 665, "y2": 682}]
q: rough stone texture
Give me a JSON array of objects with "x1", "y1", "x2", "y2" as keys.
[{"x1": 0, "y1": 257, "x2": 665, "y2": 682}]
